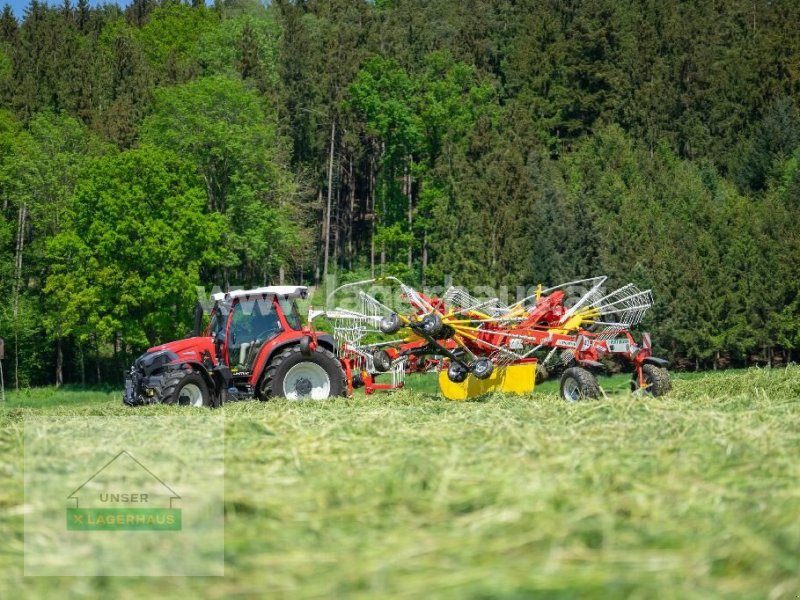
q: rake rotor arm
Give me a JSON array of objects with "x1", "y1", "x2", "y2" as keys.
[{"x1": 402, "y1": 320, "x2": 472, "y2": 369}]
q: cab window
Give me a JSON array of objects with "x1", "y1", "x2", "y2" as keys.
[{"x1": 279, "y1": 298, "x2": 302, "y2": 330}]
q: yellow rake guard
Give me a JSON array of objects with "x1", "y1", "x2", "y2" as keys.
[{"x1": 438, "y1": 362, "x2": 537, "y2": 401}]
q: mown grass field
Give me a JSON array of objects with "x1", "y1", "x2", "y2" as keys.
[{"x1": 1, "y1": 367, "x2": 799, "y2": 599}]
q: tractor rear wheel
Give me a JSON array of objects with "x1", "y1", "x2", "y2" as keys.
[
  {"x1": 259, "y1": 345, "x2": 346, "y2": 400},
  {"x1": 162, "y1": 371, "x2": 213, "y2": 407},
  {"x1": 560, "y1": 367, "x2": 600, "y2": 402},
  {"x1": 631, "y1": 364, "x2": 671, "y2": 397}
]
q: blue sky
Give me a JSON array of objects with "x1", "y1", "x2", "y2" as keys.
[{"x1": 4, "y1": 0, "x2": 123, "y2": 19}]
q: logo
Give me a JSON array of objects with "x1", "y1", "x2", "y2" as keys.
[
  {"x1": 66, "y1": 450, "x2": 181, "y2": 531},
  {"x1": 606, "y1": 339, "x2": 631, "y2": 353}
]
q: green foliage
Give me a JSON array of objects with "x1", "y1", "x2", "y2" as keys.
[
  {"x1": 140, "y1": 75, "x2": 300, "y2": 282},
  {"x1": 0, "y1": 0, "x2": 797, "y2": 383},
  {"x1": 196, "y1": 13, "x2": 280, "y2": 91},
  {"x1": 134, "y1": 2, "x2": 218, "y2": 82},
  {"x1": 45, "y1": 146, "x2": 225, "y2": 348}
]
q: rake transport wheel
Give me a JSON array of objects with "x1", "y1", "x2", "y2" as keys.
[
  {"x1": 535, "y1": 364, "x2": 549, "y2": 385},
  {"x1": 631, "y1": 364, "x2": 672, "y2": 397},
  {"x1": 447, "y1": 362, "x2": 469, "y2": 383},
  {"x1": 373, "y1": 349, "x2": 392, "y2": 372},
  {"x1": 420, "y1": 313, "x2": 443, "y2": 337},
  {"x1": 559, "y1": 367, "x2": 600, "y2": 402},
  {"x1": 379, "y1": 313, "x2": 403, "y2": 335},
  {"x1": 259, "y1": 345, "x2": 346, "y2": 401},
  {"x1": 162, "y1": 371, "x2": 214, "y2": 407},
  {"x1": 471, "y1": 359, "x2": 494, "y2": 380}
]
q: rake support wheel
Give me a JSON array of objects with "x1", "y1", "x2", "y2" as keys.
[{"x1": 560, "y1": 367, "x2": 600, "y2": 401}]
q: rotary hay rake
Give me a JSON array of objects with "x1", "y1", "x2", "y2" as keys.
[{"x1": 317, "y1": 276, "x2": 671, "y2": 402}]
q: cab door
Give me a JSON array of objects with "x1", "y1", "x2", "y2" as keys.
[{"x1": 226, "y1": 296, "x2": 283, "y2": 377}]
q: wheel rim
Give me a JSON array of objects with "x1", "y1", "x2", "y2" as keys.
[
  {"x1": 563, "y1": 377, "x2": 581, "y2": 402},
  {"x1": 178, "y1": 383, "x2": 204, "y2": 407},
  {"x1": 283, "y1": 362, "x2": 331, "y2": 400}
]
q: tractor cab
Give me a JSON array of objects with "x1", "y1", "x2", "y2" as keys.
[{"x1": 207, "y1": 286, "x2": 307, "y2": 381}]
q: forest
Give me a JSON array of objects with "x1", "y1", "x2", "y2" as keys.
[{"x1": 0, "y1": 0, "x2": 798, "y2": 387}]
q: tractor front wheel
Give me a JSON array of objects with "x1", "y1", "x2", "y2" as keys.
[
  {"x1": 259, "y1": 345, "x2": 346, "y2": 400},
  {"x1": 631, "y1": 364, "x2": 671, "y2": 397},
  {"x1": 560, "y1": 367, "x2": 600, "y2": 402},
  {"x1": 162, "y1": 371, "x2": 213, "y2": 407}
]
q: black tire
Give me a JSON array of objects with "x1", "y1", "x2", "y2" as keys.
[
  {"x1": 259, "y1": 345, "x2": 346, "y2": 400},
  {"x1": 420, "y1": 313, "x2": 443, "y2": 337},
  {"x1": 380, "y1": 313, "x2": 402, "y2": 335},
  {"x1": 631, "y1": 364, "x2": 671, "y2": 397},
  {"x1": 560, "y1": 367, "x2": 600, "y2": 402},
  {"x1": 162, "y1": 371, "x2": 213, "y2": 407},
  {"x1": 447, "y1": 362, "x2": 469, "y2": 383},
  {"x1": 472, "y1": 359, "x2": 493, "y2": 380},
  {"x1": 535, "y1": 363, "x2": 549, "y2": 385},
  {"x1": 373, "y1": 350, "x2": 392, "y2": 372},
  {"x1": 658, "y1": 367, "x2": 673, "y2": 392}
]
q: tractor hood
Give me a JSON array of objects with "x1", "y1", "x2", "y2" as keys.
[
  {"x1": 147, "y1": 336, "x2": 217, "y2": 362},
  {"x1": 132, "y1": 336, "x2": 215, "y2": 377}
]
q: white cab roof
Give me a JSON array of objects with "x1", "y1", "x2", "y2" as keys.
[{"x1": 212, "y1": 286, "x2": 308, "y2": 302}]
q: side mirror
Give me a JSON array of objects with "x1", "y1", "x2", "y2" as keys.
[{"x1": 193, "y1": 303, "x2": 204, "y2": 337}]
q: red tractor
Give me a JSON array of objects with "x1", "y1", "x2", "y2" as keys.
[{"x1": 123, "y1": 286, "x2": 345, "y2": 407}]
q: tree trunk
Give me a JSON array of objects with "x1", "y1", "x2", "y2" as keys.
[
  {"x1": 13, "y1": 203, "x2": 27, "y2": 390},
  {"x1": 422, "y1": 230, "x2": 428, "y2": 287},
  {"x1": 370, "y1": 159, "x2": 375, "y2": 278},
  {"x1": 323, "y1": 118, "x2": 336, "y2": 283},
  {"x1": 334, "y1": 161, "x2": 341, "y2": 271},
  {"x1": 14, "y1": 331, "x2": 18, "y2": 391},
  {"x1": 279, "y1": 266, "x2": 285, "y2": 284},
  {"x1": 348, "y1": 157, "x2": 354, "y2": 271},
  {"x1": 79, "y1": 342, "x2": 85, "y2": 386},
  {"x1": 94, "y1": 333, "x2": 102, "y2": 384},
  {"x1": 56, "y1": 336, "x2": 64, "y2": 388},
  {"x1": 407, "y1": 157, "x2": 413, "y2": 269},
  {"x1": 121, "y1": 339, "x2": 127, "y2": 377},
  {"x1": 113, "y1": 332, "x2": 119, "y2": 380}
]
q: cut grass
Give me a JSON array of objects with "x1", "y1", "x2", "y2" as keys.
[{"x1": 1, "y1": 367, "x2": 799, "y2": 599}]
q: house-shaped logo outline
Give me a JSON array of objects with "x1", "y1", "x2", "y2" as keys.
[{"x1": 67, "y1": 450, "x2": 181, "y2": 509}]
